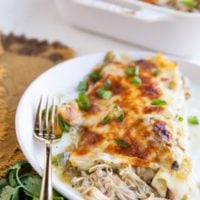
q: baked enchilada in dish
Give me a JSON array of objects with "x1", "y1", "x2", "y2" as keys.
[
  {"x1": 141, "y1": 0, "x2": 200, "y2": 12},
  {"x1": 55, "y1": 52, "x2": 194, "y2": 200}
]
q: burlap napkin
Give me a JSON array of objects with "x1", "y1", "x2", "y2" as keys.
[{"x1": 0, "y1": 33, "x2": 75, "y2": 177}]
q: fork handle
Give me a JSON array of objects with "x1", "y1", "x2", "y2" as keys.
[{"x1": 40, "y1": 142, "x2": 52, "y2": 200}]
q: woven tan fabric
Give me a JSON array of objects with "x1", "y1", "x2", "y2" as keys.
[{"x1": 0, "y1": 33, "x2": 75, "y2": 176}]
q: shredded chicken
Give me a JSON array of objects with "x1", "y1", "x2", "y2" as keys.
[
  {"x1": 119, "y1": 165, "x2": 152, "y2": 199},
  {"x1": 145, "y1": 194, "x2": 170, "y2": 200},
  {"x1": 71, "y1": 164, "x2": 169, "y2": 200},
  {"x1": 58, "y1": 102, "x2": 83, "y2": 126}
]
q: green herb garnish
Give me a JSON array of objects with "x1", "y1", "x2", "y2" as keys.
[
  {"x1": 125, "y1": 67, "x2": 139, "y2": 76},
  {"x1": 188, "y1": 116, "x2": 199, "y2": 125},
  {"x1": 182, "y1": 0, "x2": 198, "y2": 9},
  {"x1": 103, "y1": 91, "x2": 112, "y2": 100},
  {"x1": 131, "y1": 76, "x2": 142, "y2": 86},
  {"x1": 77, "y1": 80, "x2": 88, "y2": 92},
  {"x1": 89, "y1": 71, "x2": 101, "y2": 81},
  {"x1": 102, "y1": 114, "x2": 111, "y2": 125},
  {"x1": 153, "y1": 69, "x2": 161, "y2": 76},
  {"x1": 42, "y1": 106, "x2": 54, "y2": 120},
  {"x1": 103, "y1": 79, "x2": 112, "y2": 89},
  {"x1": 125, "y1": 68, "x2": 134, "y2": 76},
  {"x1": 134, "y1": 67, "x2": 140, "y2": 76},
  {"x1": 0, "y1": 161, "x2": 65, "y2": 200},
  {"x1": 112, "y1": 105, "x2": 124, "y2": 122},
  {"x1": 114, "y1": 138, "x2": 129, "y2": 148},
  {"x1": 96, "y1": 88, "x2": 104, "y2": 97},
  {"x1": 58, "y1": 116, "x2": 70, "y2": 133},
  {"x1": 76, "y1": 93, "x2": 90, "y2": 111},
  {"x1": 96, "y1": 88, "x2": 112, "y2": 100},
  {"x1": 151, "y1": 99, "x2": 167, "y2": 106},
  {"x1": 176, "y1": 114, "x2": 184, "y2": 122}
]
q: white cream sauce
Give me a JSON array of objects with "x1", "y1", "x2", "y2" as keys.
[{"x1": 187, "y1": 82, "x2": 200, "y2": 198}]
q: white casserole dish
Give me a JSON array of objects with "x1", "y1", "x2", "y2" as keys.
[{"x1": 54, "y1": 0, "x2": 200, "y2": 57}]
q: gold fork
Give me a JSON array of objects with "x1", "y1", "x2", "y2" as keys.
[{"x1": 34, "y1": 97, "x2": 61, "y2": 200}]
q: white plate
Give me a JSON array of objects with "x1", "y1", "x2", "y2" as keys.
[{"x1": 15, "y1": 51, "x2": 200, "y2": 200}]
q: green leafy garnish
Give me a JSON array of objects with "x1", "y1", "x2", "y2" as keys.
[
  {"x1": 103, "y1": 79, "x2": 112, "y2": 89},
  {"x1": 125, "y1": 67, "x2": 139, "y2": 76},
  {"x1": 151, "y1": 99, "x2": 167, "y2": 106},
  {"x1": 153, "y1": 69, "x2": 161, "y2": 76},
  {"x1": 131, "y1": 76, "x2": 142, "y2": 86},
  {"x1": 21, "y1": 176, "x2": 42, "y2": 197},
  {"x1": 0, "y1": 185, "x2": 16, "y2": 200},
  {"x1": 182, "y1": 0, "x2": 198, "y2": 9},
  {"x1": 114, "y1": 138, "x2": 129, "y2": 148},
  {"x1": 77, "y1": 80, "x2": 88, "y2": 92},
  {"x1": 89, "y1": 71, "x2": 101, "y2": 81},
  {"x1": 58, "y1": 116, "x2": 70, "y2": 133},
  {"x1": 0, "y1": 179, "x2": 7, "y2": 193},
  {"x1": 0, "y1": 161, "x2": 65, "y2": 200},
  {"x1": 112, "y1": 105, "x2": 124, "y2": 122},
  {"x1": 76, "y1": 93, "x2": 90, "y2": 111},
  {"x1": 188, "y1": 116, "x2": 199, "y2": 125},
  {"x1": 102, "y1": 115, "x2": 111, "y2": 125},
  {"x1": 96, "y1": 88, "x2": 112, "y2": 100},
  {"x1": 176, "y1": 114, "x2": 184, "y2": 122}
]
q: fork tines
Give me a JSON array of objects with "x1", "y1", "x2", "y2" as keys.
[{"x1": 34, "y1": 96, "x2": 59, "y2": 141}]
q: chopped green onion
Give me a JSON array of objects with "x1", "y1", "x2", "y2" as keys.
[
  {"x1": 42, "y1": 106, "x2": 54, "y2": 120},
  {"x1": 134, "y1": 67, "x2": 140, "y2": 76},
  {"x1": 176, "y1": 114, "x2": 184, "y2": 122},
  {"x1": 96, "y1": 88, "x2": 112, "y2": 100},
  {"x1": 96, "y1": 88, "x2": 104, "y2": 97},
  {"x1": 131, "y1": 76, "x2": 142, "y2": 86},
  {"x1": 103, "y1": 91, "x2": 112, "y2": 100},
  {"x1": 125, "y1": 68, "x2": 134, "y2": 76},
  {"x1": 114, "y1": 138, "x2": 129, "y2": 148},
  {"x1": 102, "y1": 114, "x2": 111, "y2": 125},
  {"x1": 153, "y1": 69, "x2": 161, "y2": 76},
  {"x1": 89, "y1": 71, "x2": 101, "y2": 81},
  {"x1": 125, "y1": 67, "x2": 139, "y2": 76},
  {"x1": 76, "y1": 93, "x2": 90, "y2": 111},
  {"x1": 188, "y1": 116, "x2": 199, "y2": 125},
  {"x1": 77, "y1": 80, "x2": 88, "y2": 92},
  {"x1": 58, "y1": 116, "x2": 70, "y2": 132},
  {"x1": 151, "y1": 99, "x2": 167, "y2": 106},
  {"x1": 182, "y1": 0, "x2": 198, "y2": 9},
  {"x1": 104, "y1": 51, "x2": 115, "y2": 63},
  {"x1": 112, "y1": 105, "x2": 124, "y2": 122},
  {"x1": 103, "y1": 79, "x2": 112, "y2": 89}
]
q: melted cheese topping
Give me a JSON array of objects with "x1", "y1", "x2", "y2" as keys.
[
  {"x1": 60, "y1": 53, "x2": 193, "y2": 199},
  {"x1": 70, "y1": 54, "x2": 186, "y2": 166}
]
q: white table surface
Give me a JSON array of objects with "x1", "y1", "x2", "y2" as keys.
[{"x1": 0, "y1": 0, "x2": 199, "y2": 62}]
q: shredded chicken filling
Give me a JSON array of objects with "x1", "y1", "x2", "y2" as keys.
[{"x1": 71, "y1": 164, "x2": 169, "y2": 200}]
